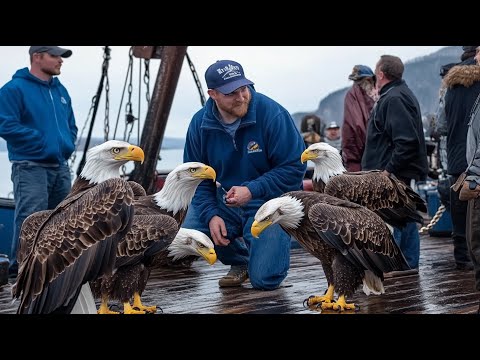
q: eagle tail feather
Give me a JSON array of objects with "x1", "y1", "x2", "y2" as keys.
[{"x1": 362, "y1": 270, "x2": 384, "y2": 295}]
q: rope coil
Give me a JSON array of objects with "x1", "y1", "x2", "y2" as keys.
[{"x1": 419, "y1": 204, "x2": 446, "y2": 234}]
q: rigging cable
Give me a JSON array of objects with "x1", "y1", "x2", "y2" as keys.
[
  {"x1": 75, "y1": 46, "x2": 111, "y2": 177},
  {"x1": 113, "y1": 47, "x2": 133, "y2": 140}
]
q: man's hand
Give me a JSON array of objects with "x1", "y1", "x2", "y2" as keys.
[
  {"x1": 225, "y1": 186, "x2": 252, "y2": 207},
  {"x1": 209, "y1": 216, "x2": 230, "y2": 246}
]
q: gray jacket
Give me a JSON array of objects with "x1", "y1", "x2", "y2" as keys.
[{"x1": 466, "y1": 96, "x2": 480, "y2": 184}]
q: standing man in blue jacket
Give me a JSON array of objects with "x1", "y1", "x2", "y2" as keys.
[
  {"x1": 0, "y1": 46, "x2": 77, "y2": 277},
  {"x1": 183, "y1": 59, "x2": 306, "y2": 290}
]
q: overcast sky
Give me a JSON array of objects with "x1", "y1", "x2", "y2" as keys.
[{"x1": 0, "y1": 46, "x2": 446, "y2": 139}]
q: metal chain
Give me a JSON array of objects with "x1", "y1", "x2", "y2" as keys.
[
  {"x1": 121, "y1": 47, "x2": 136, "y2": 177},
  {"x1": 124, "y1": 47, "x2": 136, "y2": 142},
  {"x1": 419, "y1": 204, "x2": 446, "y2": 235},
  {"x1": 186, "y1": 51, "x2": 206, "y2": 106},
  {"x1": 103, "y1": 47, "x2": 111, "y2": 141},
  {"x1": 144, "y1": 59, "x2": 151, "y2": 106}
]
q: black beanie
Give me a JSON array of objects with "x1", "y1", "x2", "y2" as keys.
[{"x1": 461, "y1": 46, "x2": 478, "y2": 61}]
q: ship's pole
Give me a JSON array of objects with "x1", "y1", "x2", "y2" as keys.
[{"x1": 130, "y1": 46, "x2": 188, "y2": 194}]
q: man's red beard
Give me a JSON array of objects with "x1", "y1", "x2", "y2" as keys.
[{"x1": 223, "y1": 99, "x2": 250, "y2": 118}]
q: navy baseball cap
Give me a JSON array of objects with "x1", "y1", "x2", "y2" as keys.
[
  {"x1": 348, "y1": 65, "x2": 374, "y2": 81},
  {"x1": 29, "y1": 46, "x2": 72, "y2": 58},
  {"x1": 205, "y1": 60, "x2": 254, "y2": 94}
]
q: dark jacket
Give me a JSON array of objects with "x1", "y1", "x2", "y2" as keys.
[
  {"x1": 361, "y1": 79, "x2": 428, "y2": 181},
  {"x1": 183, "y1": 86, "x2": 307, "y2": 226},
  {"x1": 443, "y1": 65, "x2": 480, "y2": 176},
  {"x1": 0, "y1": 68, "x2": 77, "y2": 165}
]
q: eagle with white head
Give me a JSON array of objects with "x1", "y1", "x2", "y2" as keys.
[
  {"x1": 251, "y1": 191, "x2": 410, "y2": 312},
  {"x1": 301, "y1": 142, "x2": 427, "y2": 228},
  {"x1": 90, "y1": 162, "x2": 217, "y2": 314},
  {"x1": 13, "y1": 140, "x2": 145, "y2": 314}
]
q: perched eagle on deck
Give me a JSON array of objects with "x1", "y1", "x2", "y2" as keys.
[
  {"x1": 301, "y1": 142, "x2": 427, "y2": 228},
  {"x1": 134, "y1": 163, "x2": 216, "y2": 254},
  {"x1": 90, "y1": 162, "x2": 217, "y2": 314},
  {"x1": 251, "y1": 191, "x2": 410, "y2": 311},
  {"x1": 13, "y1": 140, "x2": 145, "y2": 314}
]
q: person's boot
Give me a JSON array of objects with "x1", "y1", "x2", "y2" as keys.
[{"x1": 218, "y1": 265, "x2": 249, "y2": 287}]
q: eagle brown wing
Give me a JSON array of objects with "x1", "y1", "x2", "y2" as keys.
[
  {"x1": 128, "y1": 181, "x2": 147, "y2": 197},
  {"x1": 13, "y1": 178, "x2": 135, "y2": 314},
  {"x1": 312, "y1": 178, "x2": 326, "y2": 193},
  {"x1": 17, "y1": 210, "x2": 52, "y2": 266},
  {"x1": 324, "y1": 171, "x2": 426, "y2": 228},
  {"x1": 132, "y1": 195, "x2": 159, "y2": 215},
  {"x1": 133, "y1": 195, "x2": 187, "y2": 225},
  {"x1": 115, "y1": 214, "x2": 179, "y2": 265},
  {"x1": 307, "y1": 195, "x2": 410, "y2": 274}
]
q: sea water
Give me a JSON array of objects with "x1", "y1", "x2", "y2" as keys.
[{"x1": 0, "y1": 148, "x2": 184, "y2": 198}]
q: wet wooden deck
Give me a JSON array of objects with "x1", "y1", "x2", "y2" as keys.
[{"x1": 1, "y1": 233, "x2": 478, "y2": 315}]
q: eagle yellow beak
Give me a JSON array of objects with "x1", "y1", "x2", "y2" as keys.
[
  {"x1": 197, "y1": 248, "x2": 217, "y2": 265},
  {"x1": 193, "y1": 166, "x2": 217, "y2": 182},
  {"x1": 301, "y1": 149, "x2": 317, "y2": 163},
  {"x1": 117, "y1": 145, "x2": 145, "y2": 164},
  {"x1": 251, "y1": 219, "x2": 273, "y2": 238}
]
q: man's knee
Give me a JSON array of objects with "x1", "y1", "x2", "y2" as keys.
[{"x1": 248, "y1": 268, "x2": 288, "y2": 290}]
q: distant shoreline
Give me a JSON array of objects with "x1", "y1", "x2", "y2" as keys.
[{"x1": 0, "y1": 136, "x2": 186, "y2": 152}]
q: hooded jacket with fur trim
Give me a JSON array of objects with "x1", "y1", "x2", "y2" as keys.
[{"x1": 443, "y1": 65, "x2": 480, "y2": 175}]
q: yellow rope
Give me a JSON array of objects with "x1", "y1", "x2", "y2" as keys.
[{"x1": 419, "y1": 204, "x2": 446, "y2": 235}]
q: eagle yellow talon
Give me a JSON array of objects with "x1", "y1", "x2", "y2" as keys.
[
  {"x1": 320, "y1": 302, "x2": 335, "y2": 310},
  {"x1": 305, "y1": 285, "x2": 335, "y2": 307},
  {"x1": 331, "y1": 295, "x2": 356, "y2": 312},
  {"x1": 132, "y1": 292, "x2": 157, "y2": 313},
  {"x1": 123, "y1": 302, "x2": 146, "y2": 314},
  {"x1": 133, "y1": 305, "x2": 157, "y2": 313},
  {"x1": 97, "y1": 301, "x2": 119, "y2": 314}
]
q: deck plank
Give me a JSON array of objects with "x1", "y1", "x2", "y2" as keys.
[{"x1": 1, "y1": 234, "x2": 478, "y2": 314}]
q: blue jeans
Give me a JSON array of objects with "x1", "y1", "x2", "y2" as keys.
[
  {"x1": 393, "y1": 222, "x2": 420, "y2": 269},
  {"x1": 182, "y1": 188, "x2": 291, "y2": 290},
  {"x1": 10, "y1": 163, "x2": 72, "y2": 273}
]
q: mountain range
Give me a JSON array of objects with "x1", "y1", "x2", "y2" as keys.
[
  {"x1": 0, "y1": 47, "x2": 467, "y2": 152},
  {"x1": 292, "y1": 46, "x2": 464, "y2": 131}
]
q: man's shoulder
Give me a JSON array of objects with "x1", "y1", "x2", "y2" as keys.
[
  {"x1": 0, "y1": 77, "x2": 27, "y2": 95},
  {"x1": 253, "y1": 92, "x2": 291, "y2": 120},
  {"x1": 191, "y1": 106, "x2": 208, "y2": 123},
  {"x1": 254, "y1": 91, "x2": 281, "y2": 107}
]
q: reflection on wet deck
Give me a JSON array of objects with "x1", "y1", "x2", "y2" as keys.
[{"x1": 1, "y1": 234, "x2": 478, "y2": 314}]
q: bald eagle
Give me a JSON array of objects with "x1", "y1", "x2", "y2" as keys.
[
  {"x1": 251, "y1": 191, "x2": 410, "y2": 311},
  {"x1": 139, "y1": 162, "x2": 217, "y2": 269},
  {"x1": 301, "y1": 142, "x2": 426, "y2": 228},
  {"x1": 90, "y1": 162, "x2": 217, "y2": 314},
  {"x1": 13, "y1": 140, "x2": 145, "y2": 314},
  {"x1": 167, "y1": 228, "x2": 216, "y2": 265},
  {"x1": 91, "y1": 214, "x2": 180, "y2": 314}
]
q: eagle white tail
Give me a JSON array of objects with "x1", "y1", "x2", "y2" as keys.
[
  {"x1": 362, "y1": 270, "x2": 385, "y2": 295},
  {"x1": 70, "y1": 283, "x2": 98, "y2": 314}
]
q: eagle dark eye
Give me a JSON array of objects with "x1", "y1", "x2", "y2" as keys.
[
  {"x1": 264, "y1": 216, "x2": 271, "y2": 222},
  {"x1": 197, "y1": 243, "x2": 205, "y2": 248},
  {"x1": 111, "y1": 148, "x2": 121, "y2": 154},
  {"x1": 189, "y1": 168, "x2": 197, "y2": 173}
]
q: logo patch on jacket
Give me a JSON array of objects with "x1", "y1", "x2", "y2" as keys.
[
  {"x1": 60, "y1": 97, "x2": 67, "y2": 104},
  {"x1": 247, "y1": 141, "x2": 262, "y2": 154}
]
